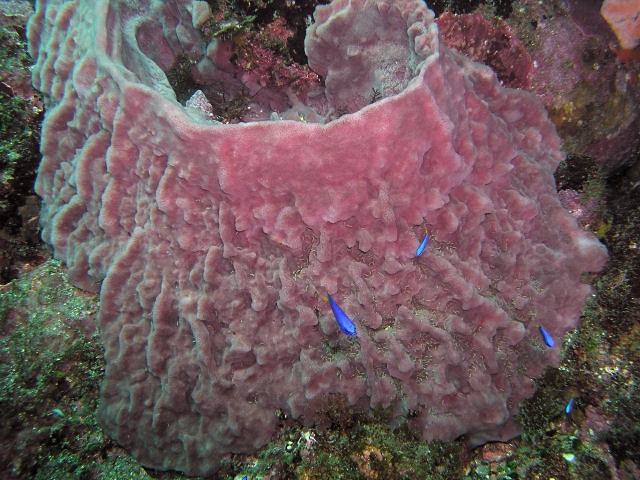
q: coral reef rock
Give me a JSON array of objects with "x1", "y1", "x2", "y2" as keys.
[{"x1": 28, "y1": 0, "x2": 607, "y2": 475}]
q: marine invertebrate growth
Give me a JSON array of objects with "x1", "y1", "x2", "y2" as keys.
[
  {"x1": 601, "y1": 0, "x2": 640, "y2": 49},
  {"x1": 28, "y1": 0, "x2": 607, "y2": 475}
]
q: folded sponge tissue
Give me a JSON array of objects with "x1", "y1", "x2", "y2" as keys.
[{"x1": 28, "y1": 0, "x2": 607, "y2": 475}]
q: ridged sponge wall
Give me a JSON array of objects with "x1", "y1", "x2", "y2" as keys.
[{"x1": 28, "y1": 0, "x2": 607, "y2": 475}]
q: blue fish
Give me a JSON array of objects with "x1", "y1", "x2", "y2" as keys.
[
  {"x1": 328, "y1": 295, "x2": 357, "y2": 336},
  {"x1": 565, "y1": 397, "x2": 574, "y2": 414},
  {"x1": 539, "y1": 325, "x2": 555, "y2": 348},
  {"x1": 416, "y1": 233, "x2": 429, "y2": 256}
]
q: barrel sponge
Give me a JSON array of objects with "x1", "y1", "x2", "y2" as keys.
[{"x1": 28, "y1": 0, "x2": 607, "y2": 475}]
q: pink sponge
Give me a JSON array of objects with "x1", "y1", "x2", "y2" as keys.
[
  {"x1": 28, "y1": 0, "x2": 607, "y2": 475},
  {"x1": 601, "y1": 0, "x2": 640, "y2": 49}
]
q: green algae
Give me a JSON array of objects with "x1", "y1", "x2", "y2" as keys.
[
  {"x1": 0, "y1": 11, "x2": 43, "y2": 283},
  {"x1": 225, "y1": 419, "x2": 462, "y2": 479},
  {"x1": 0, "y1": 260, "x2": 101, "y2": 477}
]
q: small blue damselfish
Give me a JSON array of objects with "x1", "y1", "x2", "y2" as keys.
[
  {"x1": 538, "y1": 325, "x2": 555, "y2": 348},
  {"x1": 416, "y1": 233, "x2": 429, "y2": 256},
  {"x1": 565, "y1": 397, "x2": 575, "y2": 414},
  {"x1": 328, "y1": 295, "x2": 357, "y2": 336}
]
